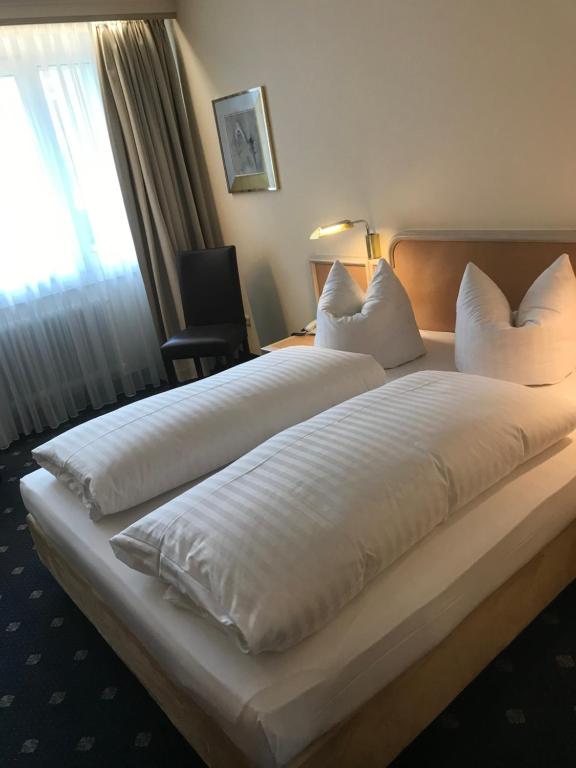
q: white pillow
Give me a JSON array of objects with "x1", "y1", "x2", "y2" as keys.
[
  {"x1": 315, "y1": 259, "x2": 425, "y2": 368},
  {"x1": 455, "y1": 254, "x2": 576, "y2": 385}
]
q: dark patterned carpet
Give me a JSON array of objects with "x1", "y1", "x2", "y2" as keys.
[{"x1": 1, "y1": 389, "x2": 575, "y2": 767}]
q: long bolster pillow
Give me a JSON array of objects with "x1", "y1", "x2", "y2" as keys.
[
  {"x1": 111, "y1": 371, "x2": 576, "y2": 654},
  {"x1": 33, "y1": 348, "x2": 385, "y2": 519}
]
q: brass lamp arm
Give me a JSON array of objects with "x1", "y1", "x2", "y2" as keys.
[{"x1": 350, "y1": 219, "x2": 373, "y2": 236}]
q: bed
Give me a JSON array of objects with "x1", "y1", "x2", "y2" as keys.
[{"x1": 22, "y1": 233, "x2": 576, "y2": 767}]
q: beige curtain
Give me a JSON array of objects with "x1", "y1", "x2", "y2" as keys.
[{"x1": 94, "y1": 19, "x2": 216, "y2": 342}]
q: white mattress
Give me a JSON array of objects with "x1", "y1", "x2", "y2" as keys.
[{"x1": 20, "y1": 331, "x2": 576, "y2": 768}]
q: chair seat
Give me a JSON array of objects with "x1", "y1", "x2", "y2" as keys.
[{"x1": 161, "y1": 323, "x2": 246, "y2": 359}]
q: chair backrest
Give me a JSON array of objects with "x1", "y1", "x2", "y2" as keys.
[{"x1": 177, "y1": 246, "x2": 246, "y2": 327}]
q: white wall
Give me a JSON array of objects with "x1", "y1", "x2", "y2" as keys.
[
  {"x1": 0, "y1": 0, "x2": 176, "y2": 24},
  {"x1": 174, "y1": 0, "x2": 576, "y2": 345}
]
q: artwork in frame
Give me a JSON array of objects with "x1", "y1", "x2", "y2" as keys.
[{"x1": 212, "y1": 86, "x2": 279, "y2": 193}]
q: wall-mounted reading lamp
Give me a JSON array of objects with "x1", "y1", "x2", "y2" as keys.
[{"x1": 309, "y1": 219, "x2": 381, "y2": 260}]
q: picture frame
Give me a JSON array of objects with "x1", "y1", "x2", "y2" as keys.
[{"x1": 212, "y1": 86, "x2": 279, "y2": 193}]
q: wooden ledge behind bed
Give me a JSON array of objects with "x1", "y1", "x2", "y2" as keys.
[
  {"x1": 391, "y1": 233, "x2": 576, "y2": 332},
  {"x1": 28, "y1": 511, "x2": 576, "y2": 768}
]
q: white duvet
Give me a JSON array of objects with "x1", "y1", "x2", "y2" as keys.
[
  {"x1": 112, "y1": 371, "x2": 576, "y2": 654},
  {"x1": 32, "y1": 348, "x2": 385, "y2": 519}
]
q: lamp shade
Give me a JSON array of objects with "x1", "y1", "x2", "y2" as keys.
[
  {"x1": 309, "y1": 218, "x2": 381, "y2": 259},
  {"x1": 309, "y1": 220, "x2": 354, "y2": 239}
]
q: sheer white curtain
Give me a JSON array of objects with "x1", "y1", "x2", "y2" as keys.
[{"x1": 0, "y1": 23, "x2": 165, "y2": 448}]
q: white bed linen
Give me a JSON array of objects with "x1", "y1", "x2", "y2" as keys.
[
  {"x1": 20, "y1": 332, "x2": 576, "y2": 767},
  {"x1": 111, "y1": 370, "x2": 576, "y2": 654},
  {"x1": 32, "y1": 347, "x2": 385, "y2": 519}
]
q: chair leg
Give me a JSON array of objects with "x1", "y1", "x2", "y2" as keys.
[
  {"x1": 162, "y1": 354, "x2": 179, "y2": 388},
  {"x1": 193, "y1": 357, "x2": 204, "y2": 379},
  {"x1": 224, "y1": 354, "x2": 235, "y2": 369}
]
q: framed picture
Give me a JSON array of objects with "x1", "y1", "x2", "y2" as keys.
[{"x1": 212, "y1": 86, "x2": 279, "y2": 193}]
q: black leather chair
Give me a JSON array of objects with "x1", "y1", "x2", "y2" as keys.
[{"x1": 161, "y1": 246, "x2": 248, "y2": 383}]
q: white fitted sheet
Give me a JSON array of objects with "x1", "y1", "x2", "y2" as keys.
[{"x1": 20, "y1": 331, "x2": 576, "y2": 767}]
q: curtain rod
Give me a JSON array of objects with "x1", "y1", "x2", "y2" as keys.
[{"x1": 0, "y1": 12, "x2": 176, "y2": 26}]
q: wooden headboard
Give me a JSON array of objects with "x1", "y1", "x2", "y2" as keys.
[{"x1": 390, "y1": 232, "x2": 576, "y2": 332}]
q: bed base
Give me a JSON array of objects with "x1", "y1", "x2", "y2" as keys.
[{"x1": 28, "y1": 512, "x2": 576, "y2": 768}]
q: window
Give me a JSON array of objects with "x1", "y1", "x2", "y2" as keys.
[
  {"x1": 0, "y1": 23, "x2": 164, "y2": 449},
  {"x1": 0, "y1": 23, "x2": 138, "y2": 300},
  {"x1": 0, "y1": 75, "x2": 78, "y2": 290}
]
